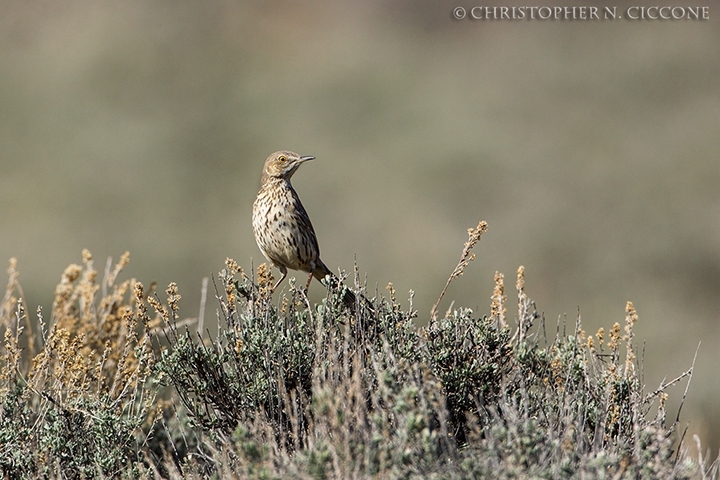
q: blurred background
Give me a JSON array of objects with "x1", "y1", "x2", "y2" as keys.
[{"x1": 1, "y1": 0, "x2": 719, "y2": 453}]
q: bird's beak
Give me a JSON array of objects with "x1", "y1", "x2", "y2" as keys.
[{"x1": 299, "y1": 155, "x2": 315, "y2": 163}]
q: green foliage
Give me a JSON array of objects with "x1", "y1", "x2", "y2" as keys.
[{"x1": 153, "y1": 259, "x2": 706, "y2": 479}]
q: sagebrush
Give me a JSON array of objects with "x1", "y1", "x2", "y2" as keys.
[{"x1": 0, "y1": 234, "x2": 716, "y2": 478}]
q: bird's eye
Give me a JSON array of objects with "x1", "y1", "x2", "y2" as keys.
[{"x1": 278, "y1": 155, "x2": 287, "y2": 163}]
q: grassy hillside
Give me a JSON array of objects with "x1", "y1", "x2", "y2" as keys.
[{"x1": 0, "y1": 233, "x2": 715, "y2": 478}]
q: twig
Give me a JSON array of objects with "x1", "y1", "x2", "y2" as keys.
[
  {"x1": 674, "y1": 342, "x2": 700, "y2": 426},
  {"x1": 430, "y1": 221, "x2": 488, "y2": 320},
  {"x1": 198, "y1": 277, "x2": 208, "y2": 335}
]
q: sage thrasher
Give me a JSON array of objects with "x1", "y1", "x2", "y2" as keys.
[{"x1": 252, "y1": 150, "x2": 356, "y2": 307}]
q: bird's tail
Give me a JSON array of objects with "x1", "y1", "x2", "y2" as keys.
[
  {"x1": 313, "y1": 261, "x2": 335, "y2": 283},
  {"x1": 314, "y1": 262, "x2": 359, "y2": 310}
]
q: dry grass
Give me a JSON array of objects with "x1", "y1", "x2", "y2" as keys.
[
  {"x1": 0, "y1": 236, "x2": 717, "y2": 478},
  {"x1": 0, "y1": 250, "x2": 158, "y2": 478}
]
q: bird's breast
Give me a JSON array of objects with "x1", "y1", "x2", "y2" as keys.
[{"x1": 252, "y1": 183, "x2": 317, "y2": 271}]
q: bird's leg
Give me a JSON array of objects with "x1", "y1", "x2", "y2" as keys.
[
  {"x1": 304, "y1": 270, "x2": 314, "y2": 293},
  {"x1": 272, "y1": 266, "x2": 288, "y2": 292}
]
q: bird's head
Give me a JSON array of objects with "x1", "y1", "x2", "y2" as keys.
[{"x1": 261, "y1": 151, "x2": 315, "y2": 184}]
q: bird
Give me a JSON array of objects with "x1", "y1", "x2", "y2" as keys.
[{"x1": 252, "y1": 150, "x2": 356, "y2": 308}]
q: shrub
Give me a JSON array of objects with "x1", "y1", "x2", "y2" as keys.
[
  {"x1": 0, "y1": 228, "x2": 716, "y2": 478},
  {"x1": 0, "y1": 252, "x2": 157, "y2": 478}
]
